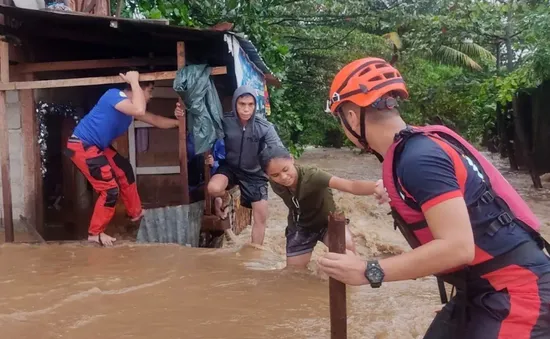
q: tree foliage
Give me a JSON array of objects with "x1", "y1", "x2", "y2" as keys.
[{"x1": 122, "y1": 0, "x2": 550, "y2": 154}]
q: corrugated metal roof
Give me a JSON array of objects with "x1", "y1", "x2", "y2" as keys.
[{"x1": 0, "y1": 5, "x2": 274, "y2": 78}]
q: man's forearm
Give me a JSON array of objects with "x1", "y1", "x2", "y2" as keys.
[
  {"x1": 153, "y1": 116, "x2": 179, "y2": 129},
  {"x1": 139, "y1": 113, "x2": 179, "y2": 129},
  {"x1": 378, "y1": 239, "x2": 473, "y2": 282},
  {"x1": 130, "y1": 81, "x2": 146, "y2": 113}
]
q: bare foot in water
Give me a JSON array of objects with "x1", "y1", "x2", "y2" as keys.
[
  {"x1": 214, "y1": 197, "x2": 228, "y2": 219},
  {"x1": 247, "y1": 243, "x2": 267, "y2": 250},
  {"x1": 88, "y1": 233, "x2": 117, "y2": 247}
]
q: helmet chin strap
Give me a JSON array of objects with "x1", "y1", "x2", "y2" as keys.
[{"x1": 338, "y1": 107, "x2": 384, "y2": 163}]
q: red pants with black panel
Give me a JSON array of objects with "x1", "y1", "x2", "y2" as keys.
[
  {"x1": 66, "y1": 137, "x2": 142, "y2": 235},
  {"x1": 424, "y1": 268, "x2": 550, "y2": 339}
]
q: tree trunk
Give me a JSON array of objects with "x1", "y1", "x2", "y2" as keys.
[
  {"x1": 504, "y1": 0, "x2": 515, "y2": 72},
  {"x1": 512, "y1": 96, "x2": 542, "y2": 189}
]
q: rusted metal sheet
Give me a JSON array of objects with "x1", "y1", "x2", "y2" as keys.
[
  {"x1": 226, "y1": 186, "x2": 251, "y2": 236},
  {"x1": 136, "y1": 201, "x2": 204, "y2": 247}
]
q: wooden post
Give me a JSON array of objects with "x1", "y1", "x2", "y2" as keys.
[
  {"x1": 176, "y1": 42, "x2": 190, "y2": 205},
  {"x1": 204, "y1": 150, "x2": 212, "y2": 215},
  {"x1": 20, "y1": 67, "x2": 44, "y2": 236},
  {"x1": 0, "y1": 39, "x2": 13, "y2": 242},
  {"x1": 328, "y1": 212, "x2": 347, "y2": 339}
]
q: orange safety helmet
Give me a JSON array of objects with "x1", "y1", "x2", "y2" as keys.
[{"x1": 328, "y1": 57, "x2": 409, "y2": 115}]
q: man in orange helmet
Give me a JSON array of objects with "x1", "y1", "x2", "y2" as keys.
[{"x1": 317, "y1": 57, "x2": 550, "y2": 337}]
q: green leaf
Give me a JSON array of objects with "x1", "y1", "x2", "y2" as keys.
[
  {"x1": 149, "y1": 8, "x2": 162, "y2": 19},
  {"x1": 227, "y1": 0, "x2": 238, "y2": 10},
  {"x1": 433, "y1": 45, "x2": 482, "y2": 71}
]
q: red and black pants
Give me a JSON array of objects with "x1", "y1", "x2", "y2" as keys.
[
  {"x1": 424, "y1": 271, "x2": 550, "y2": 338},
  {"x1": 66, "y1": 136, "x2": 142, "y2": 235}
]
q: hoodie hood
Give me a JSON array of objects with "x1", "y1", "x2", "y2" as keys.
[
  {"x1": 220, "y1": 85, "x2": 283, "y2": 175},
  {"x1": 232, "y1": 85, "x2": 257, "y2": 122}
]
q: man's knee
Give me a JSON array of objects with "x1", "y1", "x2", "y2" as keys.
[
  {"x1": 207, "y1": 175, "x2": 227, "y2": 196},
  {"x1": 207, "y1": 181, "x2": 219, "y2": 196}
]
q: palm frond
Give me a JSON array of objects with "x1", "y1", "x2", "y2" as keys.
[
  {"x1": 434, "y1": 45, "x2": 483, "y2": 71},
  {"x1": 382, "y1": 32, "x2": 403, "y2": 50},
  {"x1": 455, "y1": 42, "x2": 497, "y2": 62}
]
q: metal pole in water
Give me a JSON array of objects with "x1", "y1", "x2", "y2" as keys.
[{"x1": 328, "y1": 212, "x2": 347, "y2": 339}]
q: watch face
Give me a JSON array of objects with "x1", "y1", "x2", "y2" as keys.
[{"x1": 367, "y1": 268, "x2": 383, "y2": 283}]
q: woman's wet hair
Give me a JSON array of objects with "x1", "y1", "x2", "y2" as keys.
[{"x1": 259, "y1": 146, "x2": 291, "y2": 172}]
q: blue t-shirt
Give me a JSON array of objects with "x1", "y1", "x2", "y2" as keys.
[
  {"x1": 187, "y1": 136, "x2": 226, "y2": 175},
  {"x1": 73, "y1": 88, "x2": 132, "y2": 149},
  {"x1": 211, "y1": 139, "x2": 226, "y2": 174},
  {"x1": 395, "y1": 135, "x2": 550, "y2": 278}
]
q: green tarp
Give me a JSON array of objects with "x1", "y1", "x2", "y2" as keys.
[{"x1": 173, "y1": 64, "x2": 224, "y2": 154}]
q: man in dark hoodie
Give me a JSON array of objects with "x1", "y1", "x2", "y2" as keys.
[{"x1": 207, "y1": 85, "x2": 284, "y2": 245}]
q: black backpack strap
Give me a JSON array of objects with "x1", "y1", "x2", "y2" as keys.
[{"x1": 437, "y1": 277, "x2": 449, "y2": 304}]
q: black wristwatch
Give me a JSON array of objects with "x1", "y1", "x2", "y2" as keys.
[{"x1": 364, "y1": 260, "x2": 385, "y2": 288}]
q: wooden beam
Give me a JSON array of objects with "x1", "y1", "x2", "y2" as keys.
[
  {"x1": 328, "y1": 212, "x2": 347, "y2": 339},
  {"x1": 27, "y1": 72, "x2": 181, "y2": 91},
  {"x1": 210, "y1": 66, "x2": 228, "y2": 76},
  {"x1": 0, "y1": 71, "x2": 174, "y2": 90},
  {"x1": 136, "y1": 166, "x2": 180, "y2": 175},
  {"x1": 151, "y1": 86, "x2": 178, "y2": 99},
  {"x1": 0, "y1": 91, "x2": 12, "y2": 243},
  {"x1": 0, "y1": 40, "x2": 8, "y2": 83},
  {"x1": 0, "y1": 67, "x2": 227, "y2": 90},
  {"x1": 177, "y1": 41, "x2": 189, "y2": 205},
  {"x1": 204, "y1": 150, "x2": 213, "y2": 215},
  {"x1": 265, "y1": 73, "x2": 282, "y2": 88},
  {"x1": 20, "y1": 87, "x2": 40, "y2": 234},
  {"x1": 201, "y1": 215, "x2": 230, "y2": 232},
  {"x1": 12, "y1": 57, "x2": 176, "y2": 74},
  {"x1": 0, "y1": 39, "x2": 13, "y2": 243}
]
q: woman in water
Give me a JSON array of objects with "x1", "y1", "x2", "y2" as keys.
[{"x1": 259, "y1": 146, "x2": 387, "y2": 268}]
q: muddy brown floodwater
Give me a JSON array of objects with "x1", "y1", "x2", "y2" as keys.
[{"x1": 1, "y1": 147, "x2": 549, "y2": 339}]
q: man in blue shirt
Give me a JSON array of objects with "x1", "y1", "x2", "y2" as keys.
[{"x1": 67, "y1": 71, "x2": 181, "y2": 246}]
